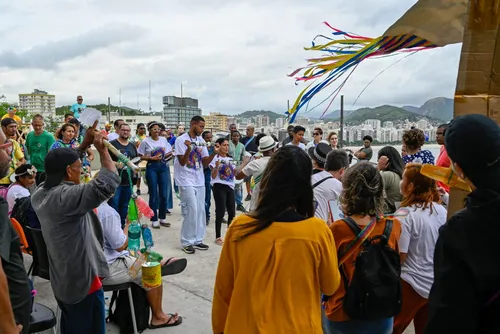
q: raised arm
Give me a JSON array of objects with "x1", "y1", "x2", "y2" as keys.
[{"x1": 0, "y1": 261, "x2": 22, "y2": 333}]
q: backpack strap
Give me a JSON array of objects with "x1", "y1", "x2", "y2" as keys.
[
  {"x1": 312, "y1": 176, "x2": 334, "y2": 189},
  {"x1": 338, "y1": 217, "x2": 377, "y2": 266},
  {"x1": 382, "y1": 219, "x2": 393, "y2": 245}
]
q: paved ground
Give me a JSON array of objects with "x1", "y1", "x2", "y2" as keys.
[{"x1": 29, "y1": 176, "x2": 415, "y2": 334}]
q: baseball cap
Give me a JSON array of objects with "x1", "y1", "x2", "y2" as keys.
[
  {"x1": 43, "y1": 148, "x2": 81, "y2": 189},
  {"x1": 445, "y1": 114, "x2": 500, "y2": 188}
]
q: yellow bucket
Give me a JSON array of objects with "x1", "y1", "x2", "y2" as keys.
[{"x1": 141, "y1": 262, "x2": 161, "y2": 289}]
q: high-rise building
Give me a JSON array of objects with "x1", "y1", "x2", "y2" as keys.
[
  {"x1": 162, "y1": 96, "x2": 202, "y2": 128},
  {"x1": 18, "y1": 89, "x2": 56, "y2": 117},
  {"x1": 276, "y1": 117, "x2": 285, "y2": 129},
  {"x1": 364, "y1": 119, "x2": 381, "y2": 129},
  {"x1": 417, "y1": 119, "x2": 428, "y2": 129},
  {"x1": 204, "y1": 112, "x2": 228, "y2": 131}
]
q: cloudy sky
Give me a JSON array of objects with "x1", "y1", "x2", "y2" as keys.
[{"x1": 0, "y1": 0, "x2": 461, "y2": 115}]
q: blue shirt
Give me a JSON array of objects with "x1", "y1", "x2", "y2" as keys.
[{"x1": 70, "y1": 103, "x2": 87, "y2": 118}]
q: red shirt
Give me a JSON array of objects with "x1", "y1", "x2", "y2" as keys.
[
  {"x1": 436, "y1": 146, "x2": 451, "y2": 192},
  {"x1": 88, "y1": 276, "x2": 102, "y2": 294}
]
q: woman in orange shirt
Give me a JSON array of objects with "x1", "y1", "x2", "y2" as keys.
[
  {"x1": 212, "y1": 145, "x2": 341, "y2": 334},
  {"x1": 324, "y1": 162, "x2": 402, "y2": 334}
]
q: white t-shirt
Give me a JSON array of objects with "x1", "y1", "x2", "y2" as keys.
[
  {"x1": 286, "y1": 142, "x2": 306, "y2": 150},
  {"x1": 107, "y1": 132, "x2": 119, "y2": 141},
  {"x1": 210, "y1": 155, "x2": 235, "y2": 189},
  {"x1": 399, "y1": 203, "x2": 447, "y2": 298},
  {"x1": 97, "y1": 202, "x2": 128, "y2": 264},
  {"x1": 305, "y1": 140, "x2": 329, "y2": 149},
  {"x1": 174, "y1": 133, "x2": 209, "y2": 187},
  {"x1": 137, "y1": 137, "x2": 172, "y2": 163},
  {"x1": 311, "y1": 171, "x2": 342, "y2": 222},
  {"x1": 6, "y1": 184, "x2": 30, "y2": 215},
  {"x1": 242, "y1": 156, "x2": 271, "y2": 211}
]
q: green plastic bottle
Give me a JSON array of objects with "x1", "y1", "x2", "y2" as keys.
[
  {"x1": 128, "y1": 196, "x2": 139, "y2": 222},
  {"x1": 147, "y1": 251, "x2": 163, "y2": 263}
]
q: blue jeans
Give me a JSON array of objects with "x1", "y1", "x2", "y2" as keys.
[
  {"x1": 235, "y1": 182, "x2": 243, "y2": 206},
  {"x1": 329, "y1": 317, "x2": 393, "y2": 334},
  {"x1": 109, "y1": 185, "x2": 132, "y2": 227},
  {"x1": 145, "y1": 162, "x2": 168, "y2": 221},
  {"x1": 57, "y1": 289, "x2": 106, "y2": 334},
  {"x1": 204, "y1": 168, "x2": 212, "y2": 220},
  {"x1": 179, "y1": 186, "x2": 206, "y2": 247},
  {"x1": 164, "y1": 164, "x2": 173, "y2": 210}
]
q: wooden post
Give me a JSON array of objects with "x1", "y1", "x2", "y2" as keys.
[{"x1": 447, "y1": 0, "x2": 500, "y2": 219}]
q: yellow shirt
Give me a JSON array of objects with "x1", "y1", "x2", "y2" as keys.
[
  {"x1": 0, "y1": 140, "x2": 24, "y2": 185},
  {"x1": 1, "y1": 114, "x2": 22, "y2": 124},
  {"x1": 212, "y1": 214, "x2": 341, "y2": 334}
]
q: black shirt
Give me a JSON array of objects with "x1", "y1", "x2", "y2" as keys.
[
  {"x1": 109, "y1": 139, "x2": 139, "y2": 186},
  {"x1": 241, "y1": 136, "x2": 258, "y2": 154},
  {"x1": 0, "y1": 198, "x2": 31, "y2": 332}
]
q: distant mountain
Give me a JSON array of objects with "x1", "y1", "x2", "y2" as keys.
[
  {"x1": 322, "y1": 109, "x2": 355, "y2": 119},
  {"x1": 236, "y1": 110, "x2": 283, "y2": 122},
  {"x1": 403, "y1": 97, "x2": 453, "y2": 122},
  {"x1": 56, "y1": 104, "x2": 141, "y2": 116},
  {"x1": 342, "y1": 105, "x2": 430, "y2": 124}
]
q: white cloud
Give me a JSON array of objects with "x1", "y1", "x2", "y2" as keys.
[{"x1": 0, "y1": 0, "x2": 461, "y2": 115}]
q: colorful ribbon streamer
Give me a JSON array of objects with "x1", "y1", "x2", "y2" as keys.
[{"x1": 287, "y1": 22, "x2": 436, "y2": 122}]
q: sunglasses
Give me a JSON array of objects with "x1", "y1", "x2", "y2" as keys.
[{"x1": 313, "y1": 133, "x2": 320, "y2": 136}]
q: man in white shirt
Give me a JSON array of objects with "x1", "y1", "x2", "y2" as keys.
[
  {"x1": 309, "y1": 143, "x2": 343, "y2": 223},
  {"x1": 323, "y1": 149, "x2": 350, "y2": 222},
  {"x1": 107, "y1": 119, "x2": 124, "y2": 142},
  {"x1": 286, "y1": 125, "x2": 307, "y2": 150},
  {"x1": 174, "y1": 116, "x2": 218, "y2": 254},
  {"x1": 236, "y1": 135, "x2": 277, "y2": 211}
]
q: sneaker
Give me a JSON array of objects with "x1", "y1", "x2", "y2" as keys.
[
  {"x1": 165, "y1": 210, "x2": 172, "y2": 216},
  {"x1": 193, "y1": 243, "x2": 209, "y2": 251},
  {"x1": 152, "y1": 221, "x2": 160, "y2": 229},
  {"x1": 159, "y1": 219, "x2": 171, "y2": 227},
  {"x1": 245, "y1": 194, "x2": 252, "y2": 201},
  {"x1": 237, "y1": 204, "x2": 247, "y2": 212},
  {"x1": 136, "y1": 189, "x2": 141, "y2": 196},
  {"x1": 182, "y1": 245, "x2": 195, "y2": 254}
]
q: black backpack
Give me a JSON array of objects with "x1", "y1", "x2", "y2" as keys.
[
  {"x1": 107, "y1": 284, "x2": 150, "y2": 333},
  {"x1": 340, "y1": 217, "x2": 402, "y2": 321}
]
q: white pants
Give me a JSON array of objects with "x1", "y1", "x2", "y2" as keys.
[{"x1": 179, "y1": 186, "x2": 207, "y2": 247}]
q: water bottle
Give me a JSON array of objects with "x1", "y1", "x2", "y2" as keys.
[
  {"x1": 128, "y1": 222, "x2": 142, "y2": 255},
  {"x1": 142, "y1": 225, "x2": 154, "y2": 251},
  {"x1": 135, "y1": 196, "x2": 154, "y2": 219},
  {"x1": 128, "y1": 196, "x2": 139, "y2": 222},
  {"x1": 147, "y1": 250, "x2": 163, "y2": 263}
]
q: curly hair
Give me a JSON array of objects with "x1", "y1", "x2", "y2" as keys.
[
  {"x1": 402, "y1": 128, "x2": 425, "y2": 150},
  {"x1": 400, "y1": 163, "x2": 441, "y2": 213},
  {"x1": 340, "y1": 162, "x2": 384, "y2": 217}
]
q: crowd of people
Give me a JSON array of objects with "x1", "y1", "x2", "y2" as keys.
[
  {"x1": 212, "y1": 115, "x2": 500, "y2": 334},
  {"x1": 1, "y1": 98, "x2": 499, "y2": 334}
]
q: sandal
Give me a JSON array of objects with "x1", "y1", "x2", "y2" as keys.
[
  {"x1": 215, "y1": 237, "x2": 224, "y2": 246},
  {"x1": 161, "y1": 257, "x2": 187, "y2": 276},
  {"x1": 149, "y1": 314, "x2": 183, "y2": 329},
  {"x1": 160, "y1": 220, "x2": 171, "y2": 227}
]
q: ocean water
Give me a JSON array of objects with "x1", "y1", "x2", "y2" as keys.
[{"x1": 345, "y1": 144, "x2": 441, "y2": 164}]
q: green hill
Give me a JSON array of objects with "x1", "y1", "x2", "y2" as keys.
[
  {"x1": 56, "y1": 104, "x2": 141, "y2": 116},
  {"x1": 236, "y1": 110, "x2": 282, "y2": 122}
]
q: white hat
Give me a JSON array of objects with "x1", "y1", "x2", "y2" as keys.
[{"x1": 258, "y1": 136, "x2": 277, "y2": 152}]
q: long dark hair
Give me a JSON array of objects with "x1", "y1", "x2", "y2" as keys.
[
  {"x1": 378, "y1": 146, "x2": 404, "y2": 178},
  {"x1": 236, "y1": 146, "x2": 314, "y2": 240}
]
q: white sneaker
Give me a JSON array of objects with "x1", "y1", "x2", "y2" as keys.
[{"x1": 152, "y1": 221, "x2": 160, "y2": 229}]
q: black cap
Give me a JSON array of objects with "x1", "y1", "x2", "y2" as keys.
[
  {"x1": 1, "y1": 118, "x2": 16, "y2": 127},
  {"x1": 445, "y1": 114, "x2": 500, "y2": 187},
  {"x1": 308, "y1": 142, "x2": 333, "y2": 168},
  {"x1": 43, "y1": 148, "x2": 81, "y2": 189}
]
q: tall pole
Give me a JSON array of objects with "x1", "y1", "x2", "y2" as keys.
[
  {"x1": 287, "y1": 100, "x2": 290, "y2": 124},
  {"x1": 181, "y1": 83, "x2": 183, "y2": 98},
  {"x1": 107, "y1": 97, "x2": 111, "y2": 123},
  {"x1": 340, "y1": 95, "x2": 344, "y2": 148},
  {"x1": 148, "y1": 80, "x2": 152, "y2": 111},
  {"x1": 119, "y1": 88, "x2": 122, "y2": 116}
]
